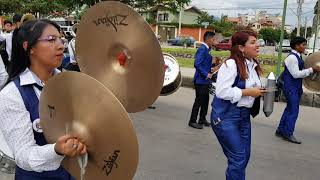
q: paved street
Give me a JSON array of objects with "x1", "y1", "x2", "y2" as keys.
[{"x1": 133, "y1": 87, "x2": 320, "y2": 180}]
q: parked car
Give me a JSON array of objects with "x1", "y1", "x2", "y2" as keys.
[
  {"x1": 275, "y1": 39, "x2": 291, "y2": 52},
  {"x1": 215, "y1": 39, "x2": 231, "y2": 51},
  {"x1": 257, "y1": 39, "x2": 265, "y2": 47},
  {"x1": 167, "y1": 36, "x2": 195, "y2": 47}
]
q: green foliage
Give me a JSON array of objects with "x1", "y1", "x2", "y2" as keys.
[
  {"x1": 0, "y1": 0, "x2": 191, "y2": 17},
  {"x1": 164, "y1": 47, "x2": 284, "y2": 76},
  {"x1": 290, "y1": 27, "x2": 312, "y2": 39},
  {"x1": 259, "y1": 28, "x2": 290, "y2": 44},
  {"x1": 211, "y1": 15, "x2": 235, "y2": 37},
  {"x1": 0, "y1": 0, "x2": 22, "y2": 14},
  {"x1": 196, "y1": 11, "x2": 214, "y2": 25}
]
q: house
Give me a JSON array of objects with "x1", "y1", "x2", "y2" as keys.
[
  {"x1": 226, "y1": 17, "x2": 240, "y2": 25},
  {"x1": 140, "y1": 5, "x2": 211, "y2": 42},
  {"x1": 238, "y1": 11, "x2": 282, "y2": 31}
]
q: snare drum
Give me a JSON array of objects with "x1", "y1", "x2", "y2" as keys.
[
  {"x1": 0, "y1": 130, "x2": 15, "y2": 174},
  {"x1": 160, "y1": 53, "x2": 182, "y2": 95}
]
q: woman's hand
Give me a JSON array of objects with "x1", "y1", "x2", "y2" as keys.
[
  {"x1": 54, "y1": 135, "x2": 87, "y2": 157},
  {"x1": 242, "y1": 87, "x2": 266, "y2": 98},
  {"x1": 312, "y1": 66, "x2": 320, "y2": 73}
]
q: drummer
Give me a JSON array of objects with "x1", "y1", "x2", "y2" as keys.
[{"x1": 0, "y1": 19, "x2": 86, "y2": 179}]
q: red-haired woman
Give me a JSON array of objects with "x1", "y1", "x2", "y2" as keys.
[{"x1": 210, "y1": 30, "x2": 266, "y2": 180}]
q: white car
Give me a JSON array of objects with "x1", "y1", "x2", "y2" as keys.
[
  {"x1": 257, "y1": 39, "x2": 265, "y2": 47},
  {"x1": 304, "y1": 48, "x2": 319, "y2": 56}
]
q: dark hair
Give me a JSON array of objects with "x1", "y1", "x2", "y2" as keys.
[
  {"x1": 230, "y1": 29, "x2": 262, "y2": 80},
  {"x1": 7, "y1": 19, "x2": 61, "y2": 82},
  {"x1": 12, "y1": 14, "x2": 23, "y2": 24},
  {"x1": 203, "y1": 31, "x2": 215, "y2": 42},
  {"x1": 3, "y1": 20, "x2": 12, "y2": 25},
  {"x1": 290, "y1": 36, "x2": 307, "y2": 49}
]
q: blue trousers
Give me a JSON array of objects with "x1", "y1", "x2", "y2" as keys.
[
  {"x1": 277, "y1": 89, "x2": 302, "y2": 137},
  {"x1": 211, "y1": 107, "x2": 251, "y2": 180}
]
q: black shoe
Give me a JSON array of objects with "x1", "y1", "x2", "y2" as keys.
[
  {"x1": 283, "y1": 135, "x2": 302, "y2": 144},
  {"x1": 275, "y1": 130, "x2": 284, "y2": 138},
  {"x1": 199, "y1": 121, "x2": 211, "y2": 127},
  {"x1": 188, "y1": 122, "x2": 203, "y2": 129}
]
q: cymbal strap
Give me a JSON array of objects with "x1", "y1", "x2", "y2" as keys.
[
  {"x1": 311, "y1": 72, "x2": 318, "y2": 80},
  {"x1": 78, "y1": 153, "x2": 88, "y2": 180}
]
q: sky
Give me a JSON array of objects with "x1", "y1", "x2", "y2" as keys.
[{"x1": 191, "y1": 0, "x2": 317, "y2": 27}]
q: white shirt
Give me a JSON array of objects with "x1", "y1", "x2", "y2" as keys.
[
  {"x1": 216, "y1": 59, "x2": 262, "y2": 108},
  {"x1": 0, "y1": 55, "x2": 8, "y2": 89},
  {"x1": 284, "y1": 50, "x2": 313, "y2": 78},
  {"x1": 0, "y1": 31, "x2": 9, "y2": 41},
  {"x1": 5, "y1": 32, "x2": 12, "y2": 61},
  {"x1": 67, "y1": 39, "x2": 76, "y2": 64},
  {"x1": 0, "y1": 68, "x2": 63, "y2": 172}
]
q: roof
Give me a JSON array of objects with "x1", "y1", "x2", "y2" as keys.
[
  {"x1": 144, "y1": 5, "x2": 202, "y2": 15},
  {"x1": 184, "y1": 6, "x2": 202, "y2": 15},
  {"x1": 227, "y1": 17, "x2": 240, "y2": 23}
]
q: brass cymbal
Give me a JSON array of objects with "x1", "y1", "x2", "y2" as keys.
[
  {"x1": 39, "y1": 72, "x2": 139, "y2": 180},
  {"x1": 76, "y1": 1, "x2": 165, "y2": 113},
  {"x1": 304, "y1": 52, "x2": 320, "y2": 92}
]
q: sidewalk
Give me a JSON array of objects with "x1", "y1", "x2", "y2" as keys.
[{"x1": 180, "y1": 67, "x2": 320, "y2": 108}]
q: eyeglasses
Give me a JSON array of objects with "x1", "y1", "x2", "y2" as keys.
[{"x1": 38, "y1": 35, "x2": 64, "y2": 45}]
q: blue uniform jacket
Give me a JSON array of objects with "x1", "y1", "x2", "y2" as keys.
[{"x1": 193, "y1": 44, "x2": 212, "y2": 85}]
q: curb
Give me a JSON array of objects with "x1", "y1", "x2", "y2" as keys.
[{"x1": 181, "y1": 75, "x2": 319, "y2": 108}]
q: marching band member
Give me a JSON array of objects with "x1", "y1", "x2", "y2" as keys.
[
  {"x1": 189, "y1": 31, "x2": 216, "y2": 129},
  {"x1": 276, "y1": 37, "x2": 320, "y2": 144},
  {"x1": 210, "y1": 30, "x2": 266, "y2": 180},
  {"x1": 0, "y1": 19, "x2": 86, "y2": 179}
]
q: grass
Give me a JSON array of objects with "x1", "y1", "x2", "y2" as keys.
[
  {"x1": 164, "y1": 47, "x2": 285, "y2": 77},
  {"x1": 162, "y1": 47, "x2": 286, "y2": 62},
  {"x1": 176, "y1": 57, "x2": 283, "y2": 77}
]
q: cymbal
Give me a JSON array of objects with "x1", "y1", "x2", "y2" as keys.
[
  {"x1": 304, "y1": 52, "x2": 320, "y2": 92},
  {"x1": 76, "y1": 1, "x2": 165, "y2": 113},
  {"x1": 39, "y1": 72, "x2": 139, "y2": 180}
]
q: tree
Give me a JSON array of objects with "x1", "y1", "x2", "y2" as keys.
[
  {"x1": 196, "y1": 11, "x2": 214, "y2": 25},
  {"x1": 0, "y1": 0, "x2": 22, "y2": 14},
  {"x1": 211, "y1": 15, "x2": 236, "y2": 37},
  {"x1": 290, "y1": 27, "x2": 312, "y2": 39},
  {"x1": 259, "y1": 28, "x2": 289, "y2": 44},
  {"x1": 57, "y1": 0, "x2": 191, "y2": 11},
  {"x1": 0, "y1": 0, "x2": 191, "y2": 16}
]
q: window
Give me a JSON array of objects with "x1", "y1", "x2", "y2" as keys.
[{"x1": 158, "y1": 13, "x2": 169, "y2": 22}]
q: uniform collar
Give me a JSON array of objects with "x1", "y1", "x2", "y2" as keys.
[
  {"x1": 19, "y1": 68, "x2": 60, "y2": 87},
  {"x1": 246, "y1": 59, "x2": 258, "y2": 69},
  {"x1": 202, "y1": 42, "x2": 210, "y2": 49},
  {"x1": 291, "y1": 50, "x2": 301, "y2": 56}
]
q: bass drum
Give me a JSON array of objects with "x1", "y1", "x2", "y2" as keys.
[
  {"x1": 0, "y1": 130, "x2": 15, "y2": 175},
  {"x1": 160, "y1": 53, "x2": 182, "y2": 96}
]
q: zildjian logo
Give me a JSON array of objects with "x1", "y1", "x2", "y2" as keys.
[
  {"x1": 93, "y1": 14, "x2": 128, "y2": 32},
  {"x1": 102, "y1": 150, "x2": 120, "y2": 176}
]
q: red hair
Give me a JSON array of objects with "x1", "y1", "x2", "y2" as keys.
[{"x1": 229, "y1": 30, "x2": 262, "y2": 80}]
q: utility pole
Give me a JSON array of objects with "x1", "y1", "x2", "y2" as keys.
[
  {"x1": 277, "y1": 0, "x2": 288, "y2": 76},
  {"x1": 178, "y1": 4, "x2": 183, "y2": 36},
  {"x1": 313, "y1": 0, "x2": 320, "y2": 53},
  {"x1": 297, "y1": 0, "x2": 304, "y2": 36},
  {"x1": 304, "y1": 16, "x2": 308, "y2": 38}
]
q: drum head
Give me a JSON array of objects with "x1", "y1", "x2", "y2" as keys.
[{"x1": 163, "y1": 53, "x2": 180, "y2": 86}]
